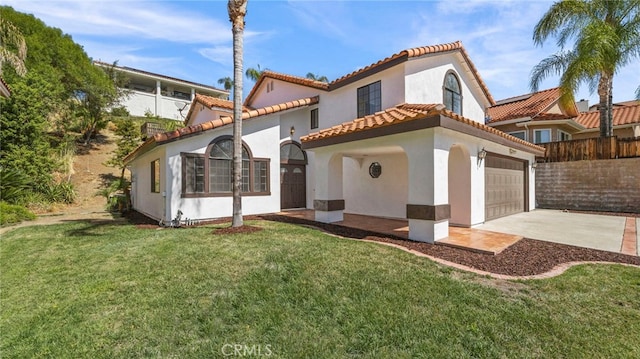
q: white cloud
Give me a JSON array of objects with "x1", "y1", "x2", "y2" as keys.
[
  {"x1": 198, "y1": 46, "x2": 233, "y2": 66},
  {"x1": 4, "y1": 0, "x2": 231, "y2": 45}
]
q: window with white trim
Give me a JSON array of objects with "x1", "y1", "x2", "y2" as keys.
[
  {"x1": 534, "y1": 129, "x2": 551, "y2": 144},
  {"x1": 558, "y1": 130, "x2": 571, "y2": 141}
]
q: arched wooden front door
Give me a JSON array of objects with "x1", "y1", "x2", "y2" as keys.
[{"x1": 280, "y1": 142, "x2": 307, "y2": 209}]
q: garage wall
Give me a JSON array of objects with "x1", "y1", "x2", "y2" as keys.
[{"x1": 536, "y1": 158, "x2": 640, "y2": 213}]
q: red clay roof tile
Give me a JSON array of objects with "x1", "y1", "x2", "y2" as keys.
[
  {"x1": 487, "y1": 88, "x2": 563, "y2": 123},
  {"x1": 300, "y1": 103, "x2": 543, "y2": 153},
  {"x1": 575, "y1": 104, "x2": 640, "y2": 129},
  {"x1": 124, "y1": 96, "x2": 319, "y2": 164}
]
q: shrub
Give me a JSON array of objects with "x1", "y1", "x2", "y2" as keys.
[
  {"x1": 0, "y1": 167, "x2": 32, "y2": 204},
  {"x1": 0, "y1": 202, "x2": 36, "y2": 226},
  {"x1": 110, "y1": 106, "x2": 130, "y2": 117}
]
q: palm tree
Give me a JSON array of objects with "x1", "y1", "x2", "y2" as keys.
[
  {"x1": 228, "y1": 0, "x2": 248, "y2": 227},
  {"x1": 0, "y1": 17, "x2": 27, "y2": 76},
  {"x1": 530, "y1": 0, "x2": 640, "y2": 138},
  {"x1": 245, "y1": 64, "x2": 268, "y2": 82},
  {"x1": 306, "y1": 72, "x2": 329, "y2": 82},
  {"x1": 217, "y1": 76, "x2": 233, "y2": 91}
]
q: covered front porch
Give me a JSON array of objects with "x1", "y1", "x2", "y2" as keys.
[{"x1": 278, "y1": 209, "x2": 522, "y2": 255}]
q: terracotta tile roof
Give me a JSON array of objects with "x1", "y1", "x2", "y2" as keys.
[
  {"x1": 329, "y1": 41, "x2": 495, "y2": 105},
  {"x1": 243, "y1": 41, "x2": 495, "y2": 107},
  {"x1": 184, "y1": 94, "x2": 244, "y2": 125},
  {"x1": 575, "y1": 104, "x2": 640, "y2": 129},
  {"x1": 487, "y1": 88, "x2": 566, "y2": 123},
  {"x1": 124, "y1": 96, "x2": 319, "y2": 164},
  {"x1": 300, "y1": 103, "x2": 543, "y2": 153},
  {"x1": 244, "y1": 71, "x2": 329, "y2": 106}
]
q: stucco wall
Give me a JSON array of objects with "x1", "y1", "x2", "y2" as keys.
[
  {"x1": 343, "y1": 153, "x2": 408, "y2": 219},
  {"x1": 129, "y1": 146, "x2": 166, "y2": 221},
  {"x1": 536, "y1": 158, "x2": 640, "y2": 213},
  {"x1": 404, "y1": 54, "x2": 487, "y2": 123}
]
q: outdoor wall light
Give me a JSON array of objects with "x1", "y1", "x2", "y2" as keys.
[
  {"x1": 290, "y1": 126, "x2": 295, "y2": 135},
  {"x1": 531, "y1": 162, "x2": 538, "y2": 169},
  {"x1": 477, "y1": 148, "x2": 487, "y2": 160}
]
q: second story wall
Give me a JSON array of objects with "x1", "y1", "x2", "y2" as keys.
[{"x1": 404, "y1": 54, "x2": 487, "y2": 123}]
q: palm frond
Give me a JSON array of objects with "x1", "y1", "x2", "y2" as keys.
[{"x1": 529, "y1": 51, "x2": 573, "y2": 91}]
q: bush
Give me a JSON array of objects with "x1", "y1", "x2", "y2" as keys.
[
  {"x1": 0, "y1": 202, "x2": 36, "y2": 226},
  {"x1": 0, "y1": 167, "x2": 32, "y2": 204},
  {"x1": 36, "y1": 182, "x2": 76, "y2": 204},
  {"x1": 110, "y1": 106, "x2": 130, "y2": 117}
]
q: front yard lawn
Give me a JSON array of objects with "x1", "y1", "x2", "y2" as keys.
[{"x1": 2, "y1": 220, "x2": 639, "y2": 358}]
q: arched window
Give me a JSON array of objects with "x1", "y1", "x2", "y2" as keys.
[
  {"x1": 280, "y1": 142, "x2": 307, "y2": 165},
  {"x1": 182, "y1": 136, "x2": 270, "y2": 196},
  {"x1": 209, "y1": 138, "x2": 249, "y2": 193},
  {"x1": 443, "y1": 72, "x2": 462, "y2": 115}
]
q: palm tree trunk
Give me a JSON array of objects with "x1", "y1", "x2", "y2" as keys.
[
  {"x1": 598, "y1": 72, "x2": 613, "y2": 138},
  {"x1": 228, "y1": 0, "x2": 247, "y2": 227}
]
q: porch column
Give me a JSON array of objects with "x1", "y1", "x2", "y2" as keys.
[
  {"x1": 404, "y1": 134, "x2": 450, "y2": 243},
  {"x1": 313, "y1": 152, "x2": 344, "y2": 223},
  {"x1": 155, "y1": 80, "x2": 161, "y2": 117}
]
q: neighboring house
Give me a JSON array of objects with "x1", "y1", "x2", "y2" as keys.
[
  {"x1": 124, "y1": 41, "x2": 544, "y2": 243},
  {"x1": 486, "y1": 88, "x2": 580, "y2": 144},
  {"x1": 0, "y1": 76, "x2": 10, "y2": 98},
  {"x1": 488, "y1": 88, "x2": 640, "y2": 142},
  {"x1": 94, "y1": 61, "x2": 229, "y2": 120}
]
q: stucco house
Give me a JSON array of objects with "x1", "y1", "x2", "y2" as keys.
[
  {"x1": 123, "y1": 41, "x2": 544, "y2": 243},
  {"x1": 94, "y1": 61, "x2": 229, "y2": 120},
  {"x1": 487, "y1": 88, "x2": 640, "y2": 142}
]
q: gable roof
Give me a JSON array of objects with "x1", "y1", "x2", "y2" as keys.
[
  {"x1": 184, "y1": 94, "x2": 245, "y2": 126},
  {"x1": 124, "y1": 96, "x2": 319, "y2": 164},
  {"x1": 244, "y1": 41, "x2": 495, "y2": 107},
  {"x1": 575, "y1": 104, "x2": 640, "y2": 129},
  {"x1": 331, "y1": 41, "x2": 494, "y2": 105},
  {"x1": 300, "y1": 103, "x2": 544, "y2": 154},
  {"x1": 243, "y1": 71, "x2": 329, "y2": 106}
]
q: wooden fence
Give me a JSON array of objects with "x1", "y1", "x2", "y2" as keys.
[{"x1": 538, "y1": 136, "x2": 640, "y2": 162}]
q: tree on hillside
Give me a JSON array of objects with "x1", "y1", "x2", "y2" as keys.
[
  {"x1": 306, "y1": 72, "x2": 328, "y2": 82},
  {"x1": 530, "y1": 0, "x2": 640, "y2": 137},
  {"x1": 78, "y1": 61, "x2": 130, "y2": 145},
  {"x1": 218, "y1": 76, "x2": 233, "y2": 90},
  {"x1": 0, "y1": 17, "x2": 27, "y2": 76},
  {"x1": 228, "y1": 0, "x2": 248, "y2": 227},
  {"x1": 245, "y1": 63, "x2": 268, "y2": 82},
  {"x1": 0, "y1": 6, "x2": 129, "y2": 205}
]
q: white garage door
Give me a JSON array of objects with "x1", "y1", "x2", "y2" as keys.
[{"x1": 485, "y1": 154, "x2": 526, "y2": 221}]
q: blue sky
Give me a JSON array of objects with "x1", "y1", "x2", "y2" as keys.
[{"x1": 4, "y1": 0, "x2": 639, "y2": 105}]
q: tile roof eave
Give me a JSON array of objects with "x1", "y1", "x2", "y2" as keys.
[
  {"x1": 124, "y1": 96, "x2": 319, "y2": 164},
  {"x1": 301, "y1": 104, "x2": 544, "y2": 155}
]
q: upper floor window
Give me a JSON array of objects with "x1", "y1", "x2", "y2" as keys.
[
  {"x1": 534, "y1": 129, "x2": 551, "y2": 144},
  {"x1": 182, "y1": 136, "x2": 270, "y2": 197},
  {"x1": 357, "y1": 81, "x2": 381, "y2": 118},
  {"x1": 558, "y1": 130, "x2": 571, "y2": 141},
  {"x1": 310, "y1": 108, "x2": 319, "y2": 129},
  {"x1": 443, "y1": 72, "x2": 462, "y2": 114},
  {"x1": 508, "y1": 131, "x2": 526, "y2": 141}
]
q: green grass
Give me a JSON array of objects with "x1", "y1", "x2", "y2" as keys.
[
  {"x1": 0, "y1": 202, "x2": 36, "y2": 226},
  {"x1": 1, "y1": 220, "x2": 639, "y2": 358}
]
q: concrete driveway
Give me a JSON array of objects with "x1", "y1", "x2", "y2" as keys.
[{"x1": 477, "y1": 209, "x2": 637, "y2": 254}]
